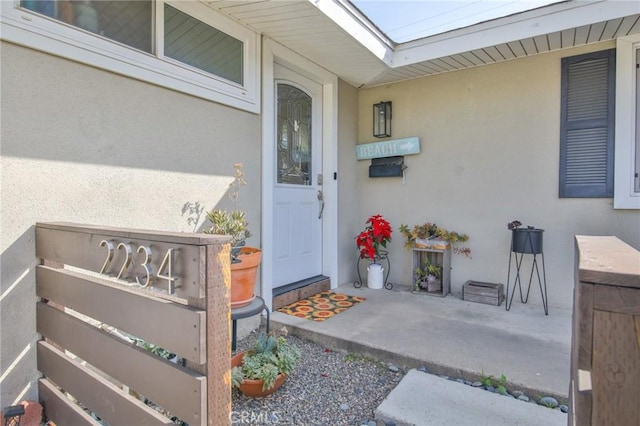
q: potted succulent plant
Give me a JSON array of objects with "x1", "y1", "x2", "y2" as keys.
[
  {"x1": 204, "y1": 163, "x2": 261, "y2": 308},
  {"x1": 231, "y1": 333, "x2": 301, "y2": 397},
  {"x1": 507, "y1": 220, "x2": 544, "y2": 254},
  {"x1": 399, "y1": 222, "x2": 471, "y2": 257},
  {"x1": 414, "y1": 257, "x2": 443, "y2": 293}
]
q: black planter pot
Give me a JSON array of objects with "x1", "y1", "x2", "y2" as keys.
[{"x1": 511, "y1": 228, "x2": 544, "y2": 254}]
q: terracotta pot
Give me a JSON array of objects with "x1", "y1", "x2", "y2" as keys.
[
  {"x1": 231, "y1": 351, "x2": 287, "y2": 397},
  {"x1": 230, "y1": 247, "x2": 262, "y2": 309}
]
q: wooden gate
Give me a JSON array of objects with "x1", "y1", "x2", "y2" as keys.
[{"x1": 35, "y1": 222, "x2": 231, "y2": 425}]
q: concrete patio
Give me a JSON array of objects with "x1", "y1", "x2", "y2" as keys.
[{"x1": 270, "y1": 282, "x2": 572, "y2": 402}]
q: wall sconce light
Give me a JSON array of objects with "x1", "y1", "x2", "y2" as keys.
[
  {"x1": 3, "y1": 405, "x2": 25, "y2": 426},
  {"x1": 373, "y1": 101, "x2": 392, "y2": 138}
]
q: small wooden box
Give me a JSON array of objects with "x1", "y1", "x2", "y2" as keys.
[{"x1": 463, "y1": 281, "x2": 504, "y2": 306}]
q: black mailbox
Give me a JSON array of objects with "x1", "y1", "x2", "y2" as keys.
[{"x1": 369, "y1": 156, "x2": 406, "y2": 178}]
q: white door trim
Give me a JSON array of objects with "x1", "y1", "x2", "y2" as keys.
[{"x1": 262, "y1": 36, "x2": 338, "y2": 311}]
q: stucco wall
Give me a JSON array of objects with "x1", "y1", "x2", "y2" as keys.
[
  {"x1": 337, "y1": 79, "x2": 360, "y2": 286},
  {"x1": 0, "y1": 41, "x2": 261, "y2": 406},
  {"x1": 357, "y1": 40, "x2": 640, "y2": 310}
]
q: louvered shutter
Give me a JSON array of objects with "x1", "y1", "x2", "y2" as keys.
[{"x1": 560, "y1": 49, "x2": 615, "y2": 198}]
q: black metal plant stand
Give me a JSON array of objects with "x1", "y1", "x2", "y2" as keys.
[
  {"x1": 506, "y1": 228, "x2": 549, "y2": 315},
  {"x1": 353, "y1": 249, "x2": 393, "y2": 289},
  {"x1": 231, "y1": 296, "x2": 270, "y2": 351}
]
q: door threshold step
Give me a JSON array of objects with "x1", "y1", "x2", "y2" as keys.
[{"x1": 272, "y1": 276, "x2": 330, "y2": 310}]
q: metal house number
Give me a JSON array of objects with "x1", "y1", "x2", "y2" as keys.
[{"x1": 98, "y1": 240, "x2": 179, "y2": 294}]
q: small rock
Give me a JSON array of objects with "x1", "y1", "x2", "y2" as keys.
[
  {"x1": 512, "y1": 390, "x2": 524, "y2": 398},
  {"x1": 463, "y1": 380, "x2": 472, "y2": 386},
  {"x1": 456, "y1": 378, "x2": 465, "y2": 384},
  {"x1": 518, "y1": 395, "x2": 530, "y2": 402},
  {"x1": 340, "y1": 403, "x2": 350, "y2": 411},
  {"x1": 439, "y1": 375, "x2": 449, "y2": 380},
  {"x1": 417, "y1": 365, "x2": 428, "y2": 373},
  {"x1": 485, "y1": 386, "x2": 495, "y2": 393},
  {"x1": 388, "y1": 364, "x2": 400, "y2": 373},
  {"x1": 368, "y1": 421, "x2": 377, "y2": 426},
  {"x1": 560, "y1": 405, "x2": 569, "y2": 413},
  {"x1": 472, "y1": 381, "x2": 483, "y2": 387},
  {"x1": 540, "y1": 396, "x2": 559, "y2": 408},
  {"x1": 385, "y1": 422, "x2": 396, "y2": 426}
]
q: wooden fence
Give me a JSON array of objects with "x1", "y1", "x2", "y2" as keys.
[
  {"x1": 35, "y1": 222, "x2": 231, "y2": 425},
  {"x1": 570, "y1": 236, "x2": 640, "y2": 426}
]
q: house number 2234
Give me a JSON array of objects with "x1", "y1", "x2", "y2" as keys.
[{"x1": 98, "y1": 240, "x2": 179, "y2": 293}]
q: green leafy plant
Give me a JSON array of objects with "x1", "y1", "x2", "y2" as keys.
[
  {"x1": 481, "y1": 372, "x2": 508, "y2": 395},
  {"x1": 232, "y1": 333, "x2": 301, "y2": 391},
  {"x1": 399, "y1": 222, "x2": 470, "y2": 257},
  {"x1": 130, "y1": 337, "x2": 175, "y2": 361},
  {"x1": 204, "y1": 163, "x2": 252, "y2": 251},
  {"x1": 414, "y1": 257, "x2": 443, "y2": 291}
]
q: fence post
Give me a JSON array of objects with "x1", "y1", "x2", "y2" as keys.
[{"x1": 205, "y1": 241, "x2": 231, "y2": 425}]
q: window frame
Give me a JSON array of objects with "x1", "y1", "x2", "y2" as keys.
[
  {"x1": 614, "y1": 34, "x2": 640, "y2": 209},
  {"x1": 0, "y1": 0, "x2": 261, "y2": 113}
]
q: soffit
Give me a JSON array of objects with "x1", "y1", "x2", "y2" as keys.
[{"x1": 205, "y1": 0, "x2": 640, "y2": 88}]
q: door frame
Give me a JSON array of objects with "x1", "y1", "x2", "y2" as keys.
[{"x1": 261, "y1": 37, "x2": 338, "y2": 311}]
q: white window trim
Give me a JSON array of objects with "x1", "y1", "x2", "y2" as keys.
[
  {"x1": 0, "y1": 0, "x2": 261, "y2": 113},
  {"x1": 614, "y1": 34, "x2": 640, "y2": 209}
]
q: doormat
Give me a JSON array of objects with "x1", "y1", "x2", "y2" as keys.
[{"x1": 277, "y1": 291, "x2": 365, "y2": 322}]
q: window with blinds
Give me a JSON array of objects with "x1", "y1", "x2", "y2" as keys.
[
  {"x1": 559, "y1": 49, "x2": 615, "y2": 198},
  {"x1": 10, "y1": 1, "x2": 259, "y2": 111}
]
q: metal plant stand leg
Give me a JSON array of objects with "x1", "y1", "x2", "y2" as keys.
[
  {"x1": 506, "y1": 228, "x2": 549, "y2": 315},
  {"x1": 231, "y1": 296, "x2": 270, "y2": 350}
]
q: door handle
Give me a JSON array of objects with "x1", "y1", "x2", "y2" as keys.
[{"x1": 317, "y1": 190, "x2": 324, "y2": 219}]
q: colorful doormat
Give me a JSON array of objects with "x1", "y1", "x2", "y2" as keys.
[{"x1": 277, "y1": 291, "x2": 365, "y2": 322}]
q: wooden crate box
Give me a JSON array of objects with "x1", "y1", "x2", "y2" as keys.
[{"x1": 463, "y1": 281, "x2": 504, "y2": 306}]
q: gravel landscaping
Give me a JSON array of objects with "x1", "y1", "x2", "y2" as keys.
[
  {"x1": 232, "y1": 330, "x2": 403, "y2": 425},
  {"x1": 232, "y1": 328, "x2": 567, "y2": 425}
]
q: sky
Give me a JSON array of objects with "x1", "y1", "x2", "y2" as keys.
[{"x1": 350, "y1": 0, "x2": 565, "y2": 43}]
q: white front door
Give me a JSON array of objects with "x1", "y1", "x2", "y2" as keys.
[{"x1": 272, "y1": 63, "x2": 323, "y2": 287}]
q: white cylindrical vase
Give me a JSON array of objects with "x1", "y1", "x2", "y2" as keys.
[{"x1": 367, "y1": 262, "x2": 384, "y2": 289}]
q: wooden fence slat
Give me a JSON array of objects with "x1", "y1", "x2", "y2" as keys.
[
  {"x1": 38, "y1": 341, "x2": 173, "y2": 425},
  {"x1": 577, "y1": 282, "x2": 594, "y2": 371},
  {"x1": 38, "y1": 378, "x2": 100, "y2": 426},
  {"x1": 35, "y1": 226, "x2": 208, "y2": 299},
  {"x1": 592, "y1": 310, "x2": 640, "y2": 424},
  {"x1": 36, "y1": 222, "x2": 230, "y2": 246},
  {"x1": 593, "y1": 285, "x2": 640, "y2": 315},
  {"x1": 37, "y1": 302, "x2": 206, "y2": 426},
  {"x1": 36, "y1": 265, "x2": 206, "y2": 364}
]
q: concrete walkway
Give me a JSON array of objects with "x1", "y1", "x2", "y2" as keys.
[
  {"x1": 270, "y1": 283, "x2": 572, "y2": 402},
  {"x1": 375, "y1": 370, "x2": 567, "y2": 426}
]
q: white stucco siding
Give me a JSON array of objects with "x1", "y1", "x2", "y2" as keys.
[
  {"x1": 0, "y1": 41, "x2": 261, "y2": 405},
  {"x1": 357, "y1": 40, "x2": 640, "y2": 310},
  {"x1": 337, "y1": 79, "x2": 360, "y2": 286}
]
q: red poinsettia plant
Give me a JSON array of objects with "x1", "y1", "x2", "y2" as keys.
[{"x1": 356, "y1": 214, "x2": 393, "y2": 262}]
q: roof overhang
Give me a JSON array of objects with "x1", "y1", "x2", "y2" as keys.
[{"x1": 205, "y1": 0, "x2": 640, "y2": 87}]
